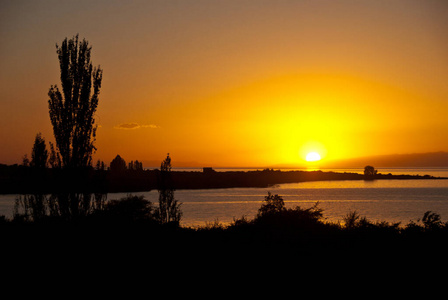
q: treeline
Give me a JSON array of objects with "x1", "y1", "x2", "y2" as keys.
[{"x1": 21, "y1": 132, "x2": 144, "y2": 173}]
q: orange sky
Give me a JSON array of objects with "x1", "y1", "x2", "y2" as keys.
[{"x1": 1, "y1": 1, "x2": 447, "y2": 167}]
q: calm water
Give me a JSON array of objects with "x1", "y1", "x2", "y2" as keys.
[{"x1": 1, "y1": 168, "x2": 448, "y2": 227}]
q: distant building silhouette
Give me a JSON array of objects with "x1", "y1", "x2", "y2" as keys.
[{"x1": 203, "y1": 167, "x2": 216, "y2": 174}]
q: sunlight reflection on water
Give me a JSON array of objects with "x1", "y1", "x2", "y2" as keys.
[
  {"x1": 1, "y1": 176, "x2": 448, "y2": 228},
  {"x1": 111, "y1": 179, "x2": 448, "y2": 227}
]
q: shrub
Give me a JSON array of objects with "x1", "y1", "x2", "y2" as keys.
[
  {"x1": 102, "y1": 194, "x2": 154, "y2": 223},
  {"x1": 255, "y1": 200, "x2": 325, "y2": 231},
  {"x1": 257, "y1": 192, "x2": 285, "y2": 217},
  {"x1": 422, "y1": 211, "x2": 443, "y2": 230},
  {"x1": 342, "y1": 211, "x2": 362, "y2": 229},
  {"x1": 404, "y1": 211, "x2": 446, "y2": 234}
]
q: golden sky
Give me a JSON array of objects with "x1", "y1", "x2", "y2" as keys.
[{"x1": 1, "y1": 0, "x2": 447, "y2": 167}]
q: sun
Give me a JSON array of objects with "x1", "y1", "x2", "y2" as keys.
[{"x1": 305, "y1": 152, "x2": 321, "y2": 162}]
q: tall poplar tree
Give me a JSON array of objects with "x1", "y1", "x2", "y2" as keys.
[
  {"x1": 48, "y1": 35, "x2": 102, "y2": 168},
  {"x1": 156, "y1": 154, "x2": 182, "y2": 224}
]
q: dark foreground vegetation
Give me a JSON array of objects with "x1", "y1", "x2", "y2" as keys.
[{"x1": 3, "y1": 193, "x2": 448, "y2": 266}]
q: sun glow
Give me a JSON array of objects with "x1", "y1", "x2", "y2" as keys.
[{"x1": 306, "y1": 152, "x2": 321, "y2": 162}]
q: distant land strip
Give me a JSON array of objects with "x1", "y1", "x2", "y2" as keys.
[{"x1": 0, "y1": 165, "x2": 446, "y2": 194}]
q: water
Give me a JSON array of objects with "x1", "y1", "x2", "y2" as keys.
[{"x1": 1, "y1": 168, "x2": 448, "y2": 227}]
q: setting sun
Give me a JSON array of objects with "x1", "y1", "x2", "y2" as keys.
[
  {"x1": 306, "y1": 152, "x2": 321, "y2": 162},
  {"x1": 0, "y1": 1, "x2": 447, "y2": 169}
]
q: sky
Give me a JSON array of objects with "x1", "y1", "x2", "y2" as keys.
[{"x1": 1, "y1": 0, "x2": 448, "y2": 168}]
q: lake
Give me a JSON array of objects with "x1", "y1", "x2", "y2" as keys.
[{"x1": 1, "y1": 168, "x2": 448, "y2": 227}]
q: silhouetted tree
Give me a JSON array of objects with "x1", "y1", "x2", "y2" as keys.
[
  {"x1": 30, "y1": 133, "x2": 48, "y2": 168},
  {"x1": 110, "y1": 155, "x2": 127, "y2": 173},
  {"x1": 110, "y1": 155, "x2": 126, "y2": 172},
  {"x1": 103, "y1": 195, "x2": 154, "y2": 223},
  {"x1": 155, "y1": 154, "x2": 182, "y2": 224},
  {"x1": 364, "y1": 165, "x2": 378, "y2": 176},
  {"x1": 253, "y1": 193, "x2": 325, "y2": 230},
  {"x1": 129, "y1": 160, "x2": 143, "y2": 171},
  {"x1": 48, "y1": 142, "x2": 61, "y2": 168},
  {"x1": 48, "y1": 34, "x2": 103, "y2": 169},
  {"x1": 14, "y1": 193, "x2": 107, "y2": 222},
  {"x1": 95, "y1": 159, "x2": 106, "y2": 171},
  {"x1": 257, "y1": 192, "x2": 285, "y2": 217},
  {"x1": 22, "y1": 155, "x2": 30, "y2": 167},
  {"x1": 14, "y1": 194, "x2": 47, "y2": 222}
]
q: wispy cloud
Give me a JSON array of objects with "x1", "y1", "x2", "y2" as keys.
[
  {"x1": 140, "y1": 124, "x2": 160, "y2": 129},
  {"x1": 114, "y1": 122, "x2": 160, "y2": 130}
]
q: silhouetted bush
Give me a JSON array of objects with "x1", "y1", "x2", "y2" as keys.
[
  {"x1": 340, "y1": 211, "x2": 402, "y2": 246},
  {"x1": 100, "y1": 194, "x2": 154, "y2": 223},
  {"x1": 421, "y1": 211, "x2": 444, "y2": 230},
  {"x1": 254, "y1": 202, "x2": 325, "y2": 231},
  {"x1": 230, "y1": 215, "x2": 251, "y2": 228},
  {"x1": 257, "y1": 192, "x2": 285, "y2": 217},
  {"x1": 404, "y1": 211, "x2": 448, "y2": 235},
  {"x1": 227, "y1": 194, "x2": 330, "y2": 242}
]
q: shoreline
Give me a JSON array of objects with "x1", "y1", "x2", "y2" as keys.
[{"x1": 0, "y1": 166, "x2": 446, "y2": 194}]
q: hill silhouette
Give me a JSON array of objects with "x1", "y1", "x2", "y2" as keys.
[
  {"x1": 323, "y1": 152, "x2": 448, "y2": 168},
  {"x1": 136, "y1": 152, "x2": 448, "y2": 169}
]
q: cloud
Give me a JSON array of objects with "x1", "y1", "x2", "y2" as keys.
[
  {"x1": 114, "y1": 123, "x2": 140, "y2": 130},
  {"x1": 114, "y1": 122, "x2": 160, "y2": 130},
  {"x1": 140, "y1": 124, "x2": 160, "y2": 129}
]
